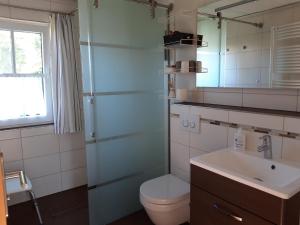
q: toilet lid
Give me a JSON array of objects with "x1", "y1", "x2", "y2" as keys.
[{"x1": 140, "y1": 174, "x2": 190, "y2": 205}]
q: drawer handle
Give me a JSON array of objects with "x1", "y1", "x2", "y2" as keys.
[{"x1": 213, "y1": 203, "x2": 243, "y2": 222}]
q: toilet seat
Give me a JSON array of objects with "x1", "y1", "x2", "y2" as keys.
[{"x1": 140, "y1": 174, "x2": 190, "y2": 205}]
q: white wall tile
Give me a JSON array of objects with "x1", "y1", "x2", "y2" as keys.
[
  {"x1": 191, "y1": 106, "x2": 229, "y2": 122},
  {"x1": 263, "y1": 6, "x2": 294, "y2": 31},
  {"x1": 239, "y1": 33, "x2": 262, "y2": 52},
  {"x1": 0, "y1": 129, "x2": 20, "y2": 141},
  {"x1": 0, "y1": 0, "x2": 76, "y2": 23},
  {"x1": 0, "y1": 139, "x2": 22, "y2": 162},
  {"x1": 170, "y1": 117, "x2": 189, "y2": 146},
  {"x1": 284, "y1": 117, "x2": 300, "y2": 134},
  {"x1": 60, "y1": 149, "x2": 86, "y2": 171},
  {"x1": 51, "y1": 1, "x2": 76, "y2": 12},
  {"x1": 9, "y1": 0, "x2": 51, "y2": 10},
  {"x1": 0, "y1": 5, "x2": 10, "y2": 17},
  {"x1": 171, "y1": 142, "x2": 189, "y2": 173},
  {"x1": 236, "y1": 50, "x2": 260, "y2": 69},
  {"x1": 22, "y1": 134, "x2": 59, "y2": 159},
  {"x1": 282, "y1": 138, "x2": 300, "y2": 163},
  {"x1": 223, "y1": 69, "x2": 237, "y2": 86},
  {"x1": 31, "y1": 173, "x2": 62, "y2": 198},
  {"x1": 24, "y1": 154, "x2": 60, "y2": 178},
  {"x1": 229, "y1": 111, "x2": 284, "y2": 130},
  {"x1": 259, "y1": 68, "x2": 270, "y2": 87},
  {"x1": 190, "y1": 123, "x2": 228, "y2": 152},
  {"x1": 224, "y1": 53, "x2": 237, "y2": 69},
  {"x1": 4, "y1": 160, "x2": 24, "y2": 173},
  {"x1": 243, "y1": 94, "x2": 298, "y2": 111},
  {"x1": 59, "y1": 132, "x2": 85, "y2": 152},
  {"x1": 21, "y1": 125, "x2": 54, "y2": 138},
  {"x1": 189, "y1": 89, "x2": 204, "y2": 103},
  {"x1": 237, "y1": 68, "x2": 260, "y2": 87},
  {"x1": 10, "y1": 8, "x2": 50, "y2": 22},
  {"x1": 243, "y1": 89, "x2": 298, "y2": 95},
  {"x1": 190, "y1": 147, "x2": 207, "y2": 159},
  {"x1": 170, "y1": 104, "x2": 190, "y2": 115},
  {"x1": 61, "y1": 168, "x2": 87, "y2": 191},
  {"x1": 297, "y1": 95, "x2": 300, "y2": 112},
  {"x1": 171, "y1": 166, "x2": 190, "y2": 183},
  {"x1": 204, "y1": 91, "x2": 243, "y2": 106}
]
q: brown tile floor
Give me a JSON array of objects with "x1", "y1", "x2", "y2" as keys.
[
  {"x1": 7, "y1": 186, "x2": 189, "y2": 225},
  {"x1": 7, "y1": 186, "x2": 89, "y2": 225},
  {"x1": 109, "y1": 211, "x2": 189, "y2": 225},
  {"x1": 109, "y1": 211, "x2": 155, "y2": 225}
]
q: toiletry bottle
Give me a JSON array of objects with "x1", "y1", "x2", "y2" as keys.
[{"x1": 234, "y1": 128, "x2": 246, "y2": 151}]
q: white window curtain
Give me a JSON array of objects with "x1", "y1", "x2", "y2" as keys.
[{"x1": 50, "y1": 13, "x2": 83, "y2": 134}]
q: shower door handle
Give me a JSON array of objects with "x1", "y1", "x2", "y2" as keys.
[{"x1": 88, "y1": 96, "x2": 96, "y2": 140}]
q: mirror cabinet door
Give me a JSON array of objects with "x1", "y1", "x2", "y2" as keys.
[{"x1": 197, "y1": 0, "x2": 300, "y2": 89}]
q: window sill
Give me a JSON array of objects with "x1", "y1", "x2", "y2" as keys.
[{"x1": 0, "y1": 121, "x2": 54, "y2": 131}]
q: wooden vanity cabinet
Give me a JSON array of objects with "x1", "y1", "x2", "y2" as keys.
[{"x1": 190, "y1": 165, "x2": 300, "y2": 225}]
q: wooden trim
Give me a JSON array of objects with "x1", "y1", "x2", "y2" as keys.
[{"x1": 0, "y1": 154, "x2": 7, "y2": 225}]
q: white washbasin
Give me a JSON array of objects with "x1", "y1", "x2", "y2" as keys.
[{"x1": 190, "y1": 148, "x2": 300, "y2": 199}]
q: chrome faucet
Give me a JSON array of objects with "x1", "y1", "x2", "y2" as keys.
[{"x1": 257, "y1": 135, "x2": 272, "y2": 159}]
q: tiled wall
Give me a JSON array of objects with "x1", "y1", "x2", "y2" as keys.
[
  {"x1": 0, "y1": 0, "x2": 77, "y2": 22},
  {"x1": 171, "y1": 104, "x2": 300, "y2": 182},
  {"x1": 188, "y1": 88, "x2": 300, "y2": 112},
  {"x1": 0, "y1": 125, "x2": 86, "y2": 205},
  {"x1": 0, "y1": 0, "x2": 86, "y2": 205}
]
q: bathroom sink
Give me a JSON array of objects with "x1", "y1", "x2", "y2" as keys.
[{"x1": 190, "y1": 148, "x2": 300, "y2": 199}]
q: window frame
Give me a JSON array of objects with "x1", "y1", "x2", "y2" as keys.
[{"x1": 0, "y1": 18, "x2": 53, "y2": 129}]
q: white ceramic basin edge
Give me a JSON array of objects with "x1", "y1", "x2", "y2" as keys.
[{"x1": 190, "y1": 148, "x2": 300, "y2": 199}]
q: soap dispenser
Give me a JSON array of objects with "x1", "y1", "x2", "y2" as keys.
[{"x1": 234, "y1": 128, "x2": 246, "y2": 151}]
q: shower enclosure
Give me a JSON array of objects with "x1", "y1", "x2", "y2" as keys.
[{"x1": 78, "y1": 0, "x2": 169, "y2": 224}]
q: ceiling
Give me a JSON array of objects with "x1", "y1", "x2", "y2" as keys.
[{"x1": 198, "y1": 0, "x2": 300, "y2": 18}]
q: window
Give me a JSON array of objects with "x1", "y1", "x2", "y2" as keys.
[{"x1": 0, "y1": 19, "x2": 52, "y2": 128}]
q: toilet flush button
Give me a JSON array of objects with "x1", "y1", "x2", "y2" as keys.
[{"x1": 189, "y1": 114, "x2": 200, "y2": 133}]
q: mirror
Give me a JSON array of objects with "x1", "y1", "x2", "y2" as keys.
[{"x1": 197, "y1": 0, "x2": 300, "y2": 88}]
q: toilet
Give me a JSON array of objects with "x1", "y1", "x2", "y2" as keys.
[{"x1": 140, "y1": 174, "x2": 190, "y2": 225}]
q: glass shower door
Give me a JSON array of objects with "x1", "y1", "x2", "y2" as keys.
[{"x1": 78, "y1": 0, "x2": 168, "y2": 224}]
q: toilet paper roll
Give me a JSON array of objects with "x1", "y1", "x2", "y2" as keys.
[
  {"x1": 196, "y1": 61, "x2": 202, "y2": 72},
  {"x1": 181, "y1": 61, "x2": 189, "y2": 73}
]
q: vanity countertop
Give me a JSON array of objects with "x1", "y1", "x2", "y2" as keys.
[{"x1": 191, "y1": 148, "x2": 300, "y2": 199}]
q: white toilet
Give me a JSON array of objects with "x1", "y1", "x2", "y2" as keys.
[{"x1": 140, "y1": 174, "x2": 190, "y2": 225}]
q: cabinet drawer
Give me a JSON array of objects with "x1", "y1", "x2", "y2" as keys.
[
  {"x1": 191, "y1": 185, "x2": 275, "y2": 225},
  {"x1": 191, "y1": 165, "x2": 282, "y2": 224}
]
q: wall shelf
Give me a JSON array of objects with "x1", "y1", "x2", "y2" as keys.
[
  {"x1": 165, "y1": 40, "x2": 208, "y2": 49},
  {"x1": 165, "y1": 68, "x2": 208, "y2": 75}
]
